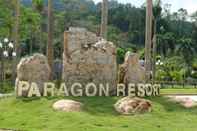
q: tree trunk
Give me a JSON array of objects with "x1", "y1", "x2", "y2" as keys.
[
  {"x1": 100, "y1": 0, "x2": 108, "y2": 39},
  {"x1": 145, "y1": 0, "x2": 153, "y2": 82},
  {"x1": 32, "y1": 1, "x2": 42, "y2": 53},
  {"x1": 152, "y1": 19, "x2": 157, "y2": 83},
  {"x1": 0, "y1": 53, "x2": 4, "y2": 82},
  {"x1": 15, "y1": 0, "x2": 20, "y2": 56},
  {"x1": 39, "y1": 25, "x2": 42, "y2": 53},
  {"x1": 1, "y1": 57, "x2": 4, "y2": 88},
  {"x1": 47, "y1": 0, "x2": 54, "y2": 79},
  {"x1": 30, "y1": 24, "x2": 33, "y2": 55},
  {"x1": 12, "y1": 0, "x2": 20, "y2": 84}
]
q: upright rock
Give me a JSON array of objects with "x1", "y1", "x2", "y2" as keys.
[
  {"x1": 119, "y1": 52, "x2": 145, "y2": 84},
  {"x1": 62, "y1": 27, "x2": 117, "y2": 94},
  {"x1": 15, "y1": 54, "x2": 51, "y2": 95}
]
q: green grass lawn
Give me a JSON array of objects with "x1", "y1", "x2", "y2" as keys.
[
  {"x1": 161, "y1": 88, "x2": 197, "y2": 95},
  {"x1": 1, "y1": 96, "x2": 197, "y2": 131}
]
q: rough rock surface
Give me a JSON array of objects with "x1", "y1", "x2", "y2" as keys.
[
  {"x1": 53, "y1": 99, "x2": 83, "y2": 112},
  {"x1": 114, "y1": 97, "x2": 152, "y2": 115},
  {"x1": 167, "y1": 95, "x2": 197, "y2": 108},
  {"x1": 62, "y1": 27, "x2": 117, "y2": 93},
  {"x1": 15, "y1": 53, "x2": 51, "y2": 95},
  {"x1": 119, "y1": 52, "x2": 145, "y2": 84}
]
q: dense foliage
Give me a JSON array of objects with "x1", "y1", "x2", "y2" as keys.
[{"x1": 0, "y1": 0, "x2": 196, "y2": 81}]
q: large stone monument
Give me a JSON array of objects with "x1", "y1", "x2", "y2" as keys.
[{"x1": 62, "y1": 27, "x2": 117, "y2": 93}]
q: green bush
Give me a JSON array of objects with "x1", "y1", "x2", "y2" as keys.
[
  {"x1": 191, "y1": 71, "x2": 197, "y2": 79},
  {"x1": 192, "y1": 59, "x2": 197, "y2": 70},
  {"x1": 0, "y1": 81, "x2": 14, "y2": 93},
  {"x1": 155, "y1": 56, "x2": 186, "y2": 81},
  {"x1": 170, "y1": 71, "x2": 183, "y2": 81},
  {"x1": 156, "y1": 69, "x2": 168, "y2": 81},
  {"x1": 116, "y1": 47, "x2": 133, "y2": 64},
  {"x1": 117, "y1": 47, "x2": 125, "y2": 64}
]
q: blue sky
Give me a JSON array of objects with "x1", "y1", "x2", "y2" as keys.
[{"x1": 93, "y1": 0, "x2": 197, "y2": 14}]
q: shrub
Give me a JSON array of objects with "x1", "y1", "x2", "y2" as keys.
[
  {"x1": 170, "y1": 71, "x2": 183, "y2": 81},
  {"x1": 0, "y1": 81, "x2": 14, "y2": 93}
]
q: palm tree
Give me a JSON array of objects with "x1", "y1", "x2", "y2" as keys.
[
  {"x1": 177, "y1": 38, "x2": 195, "y2": 81},
  {"x1": 145, "y1": 0, "x2": 153, "y2": 82},
  {"x1": 157, "y1": 32, "x2": 176, "y2": 56},
  {"x1": 152, "y1": 32, "x2": 156, "y2": 82},
  {"x1": 152, "y1": 0, "x2": 162, "y2": 82},
  {"x1": 47, "y1": 0, "x2": 54, "y2": 79},
  {"x1": 177, "y1": 38, "x2": 195, "y2": 65},
  {"x1": 100, "y1": 0, "x2": 108, "y2": 39}
]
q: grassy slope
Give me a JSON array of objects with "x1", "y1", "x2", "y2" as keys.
[{"x1": 0, "y1": 96, "x2": 197, "y2": 131}]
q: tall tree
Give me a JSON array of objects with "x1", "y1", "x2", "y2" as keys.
[
  {"x1": 177, "y1": 8, "x2": 188, "y2": 36},
  {"x1": 47, "y1": 0, "x2": 54, "y2": 79},
  {"x1": 177, "y1": 38, "x2": 195, "y2": 66},
  {"x1": 12, "y1": 0, "x2": 20, "y2": 83},
  {"x1": 32, "y1": 0, "x2": 44, "y2": 53},
  {"x1": 191, "y1": 11, "x2": 197, "y2": 51},
  {"x1": 100, "y1": 0, "x2": 108, "y2": 39},
  {"x1": 145, "y1": 0, "x2": 153, "y2": 82},
  {"x1": 177, "y1": 38, "x2": 195, "y2": 80},
  {"x1": 14, "y1": 0, "x2": 20, "y2": 57},
  {"x1": 152, "y1": 0, "x2": 162, "y2": 82}
]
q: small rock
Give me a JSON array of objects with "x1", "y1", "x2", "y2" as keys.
[
  {"x1": 167, "y1": 95, "x2": 197, "y2": 108},
  {"x1": 53, "y1": 99, "x2": 83, "y2": 112},
  {"x1": 114, "y1": 97, "x2": 152, "y2": 115}
]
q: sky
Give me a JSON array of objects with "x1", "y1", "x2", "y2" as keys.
[{"x1": 93, "y1": 0, "x2": 197, "y2": 14}]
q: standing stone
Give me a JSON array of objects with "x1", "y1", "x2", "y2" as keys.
[
  {"x1": 119, "y1": 52, "x2": 145, "y2": 84},
  {"x1": 15, "y1": 53, "x2": 51, "y2": 95},
  {"x1": 62, "y1": 27, "x2": 117, "y2": 94}
]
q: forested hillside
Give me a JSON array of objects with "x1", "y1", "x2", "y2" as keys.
[{"x1": 0, "y1": 0, "x2": 197, "y2": 81}]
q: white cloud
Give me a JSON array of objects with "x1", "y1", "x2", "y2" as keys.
[{"x1": 182, "y1": 0, "x2": 197, "y2": 14}]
